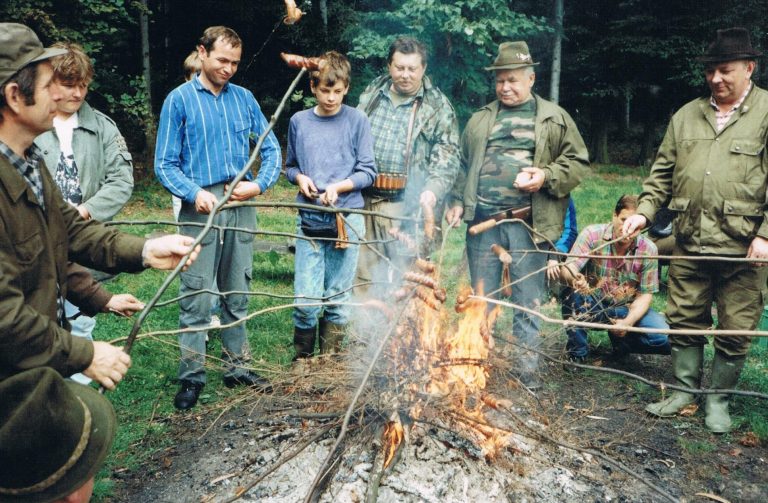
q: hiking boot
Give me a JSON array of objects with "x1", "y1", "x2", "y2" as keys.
[
  {"x1": 704, "y1": 351, "x2": 745, "y2": 433},
  {"x1": 293, "y1": 325, "x2": 317, "y2": 360},
  {"x1": 223, "y1": 371, "x2": 272, "y2": 392},
  {"x1": 319, "y1": 317, "x2": 346, "y2": 355},
  {"x1": 646, "y1": 345, "x2": 703, "y2": 417}
]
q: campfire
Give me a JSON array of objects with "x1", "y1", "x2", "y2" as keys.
[{"x1": 374, "y1": 251, "x2": 512, "y2": 467}]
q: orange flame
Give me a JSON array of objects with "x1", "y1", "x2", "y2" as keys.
[{"x1": 382, "y1": 419, "x2": 404, "y2": 468}]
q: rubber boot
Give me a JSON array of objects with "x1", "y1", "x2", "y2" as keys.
[
  {"x1": 646, "y1": 345, "x2": 703, "y2": 417},
  {"x1": 319, "y1": 318, "x2": 346, "y2": 354},
  {"x1": 704, "y1": 351, "x2": 745, "y2": 433},
  {"x1": 293, "y1": 326, "x2": 317, "y2": 360}
]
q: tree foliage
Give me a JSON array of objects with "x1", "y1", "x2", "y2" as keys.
[
  {"x1": 3, "y1": 0, "x2": 768, "y2": 167},
  {"x1": 344, "y1": 0, "x2": 551, "y2": 121}
]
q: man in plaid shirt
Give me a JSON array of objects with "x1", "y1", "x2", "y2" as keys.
[{"x1": 560, "y1": 195, "x2": 670, "y2": 362}]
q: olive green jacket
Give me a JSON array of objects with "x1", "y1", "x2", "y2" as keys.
[
  {"x1": 0, "y1": 153, "x2": 145, "y2": 382},
  {"x1": 449, "y1": 96, "x2": 590, "y2": 243},
  {"x1": 358, "y1": 74, "x2": 461, "y2": 202},
  {"x1": 35, "y1": 102, "x2": 134, "y2": 222},
  {"x1": 637, "y1": 84, "x2": 768, "y2": 255}
]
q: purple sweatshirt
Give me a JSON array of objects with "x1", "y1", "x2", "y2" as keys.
[{"x1": 285, "y1": 104, "x2": 377, "y2": 209}]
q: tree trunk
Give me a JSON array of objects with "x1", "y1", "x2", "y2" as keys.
[
  {"x1": 140, "y1": 0, "x2": 156, "y2": 169},
  {"x1": 549, "y1": 0, "x2": 564, "y2": 104},
  {"x1": 320, "y1": 0, "x2": 328, "y2": 32},
  {"x1": 591, "y1": 119, "x2": 610, "y2": 164}
]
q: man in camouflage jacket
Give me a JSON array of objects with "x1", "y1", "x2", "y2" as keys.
[
  {"x1": 356, "y1": 36, "x2": 460, "y2": 293},
  {"x1": 446, "y1": 41, "x2": 589, "y2": 389}
]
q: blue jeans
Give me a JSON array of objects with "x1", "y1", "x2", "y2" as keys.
[
  {"x1": 65, "y1": 300, "x2": 96, "y2": 385},
  {"x1": 563, "y1": 290, "x2": 671, "y2": 357},
  {"x1": 466, "y1": 220, "x2": 547, "y2": 373},
  {"x1": 177, "y1": 184, "x2": 255, "y2": 384},
  {"x1": 293, "y1": 213, "x2": 364, "y2": 329}
]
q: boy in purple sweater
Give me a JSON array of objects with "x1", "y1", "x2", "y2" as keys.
[{"x1": 285, "y1": 51, "x2": 377, "y2": 358}]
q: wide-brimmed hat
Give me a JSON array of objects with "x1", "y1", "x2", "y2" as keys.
[
  {"x1": 484, "y1": 41, "x2": 539, "y2": 71},
  {"x1": 697, "y1": 27, "x2": 762, "y2": 64},
  {"x1": 0, "y1": 23, "x2": 68, "y2": 87},
  {"x1": 0, "y1": 367, "x2": 116, "y2": 502}
]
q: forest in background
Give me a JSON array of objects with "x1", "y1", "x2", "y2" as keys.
[{"x1": 3, "y1": 0, "x2": 767, "y2": 168}]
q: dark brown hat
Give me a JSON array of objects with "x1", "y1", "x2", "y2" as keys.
[
  {"x1": 698, "y1": 27, "x2": 762, "y2": 64},
  {"x1": 0, "y1": 368, "x2": 116, "y2": 502},
  {"x1": 485, "y1": 41, "x2": 539, "y2": 71},
  {"x1": 0, "y1": 23, "x2": 67, "y2": 87}
]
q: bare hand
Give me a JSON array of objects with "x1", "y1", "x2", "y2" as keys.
[
  {"x1": 747, "y1": 236, "x2": 768, "y2": 267},
  {"x1": 572, "y1": 273, "x2": 589, "y2": 293},
  {"x1": 296, "y1": 174, "x2": 318, "y2": 199},
  {"x1": 225, "y1": 181, "x2": 261, "y2": 202},
  {"x1": 194, "y1": 190, "x2": 218, "y2": 214},
  {"x1": 322, "y1": 183, "x2": 340, "y2": 206},
  {"x1": 83, "y1": 341, "x2": 131, "y2": 390},
  {"x1": 445, "y1": 206, "x2": 464, "y2": 228},
  {"x1": 419, "y1": 190, "x2": 437, "y2": 209},
  {"x1": 513, "y1": 167, "x2": 545, "y2": 193},
  {"x1": 77, "y1": 205, "x2": 91, "y2": 220},
  {"x1": 104, "y1": 294, "x2": 145, "y2": 317},
  {"x1": 622, "y1": 214, "x2": 647, "y2": 237},
  {"x1": 546, "y1": 259, "x2": 561, "y2": 281},
  {"x1": 143, "y1": 234, "x2": 201, "y2": 271},
  {"x1": 608, "y1": 318, "x2": 629, "y2": 338}
]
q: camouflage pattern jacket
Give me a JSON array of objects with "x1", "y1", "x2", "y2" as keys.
[
  {"x1": 450, "y1": 95, "x2": 590, "y2": 244},
  {"x1": 637, "y1": 84, "x2": 768, "y2": 255},
  {"x1": 358, "y1": 74, "x2": 460, "y2": 203}
]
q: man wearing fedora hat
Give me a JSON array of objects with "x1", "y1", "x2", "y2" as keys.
[
  {"x1": 0, "y1": 23, "x2": 200, "y2": 389},
  {"x1": 623, "y1": 27, "x2": 768, "y2": 432},
  {"x1": 0, "y1": 367, "x2": 116, "y2": 502},
  {"x1": 446, "y1": 41, "x2": 589, "y2": 389}
]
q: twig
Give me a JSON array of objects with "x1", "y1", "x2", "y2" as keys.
[
  {"x1": 499, "y1": 405, "x2": 679, "y2": 503},
  {"x1": 480, "y1": 295, "x2": 768, "y2": 339},
  {"x1": 494, "y1": 333, "x2": 768, "y2": 401},
  {"x1": 302, "y1": 296, "x2": 415, "y2": 503}
]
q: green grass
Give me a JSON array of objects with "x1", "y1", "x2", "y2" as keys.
[
  {"x1": 89, "y1": 166, "x2": 768, "y2": 499},
  {"x1": 677, "y1": 437, "x2": 717, "y2": 454}
]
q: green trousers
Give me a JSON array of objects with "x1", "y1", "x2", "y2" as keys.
[{"x1": 666, "y1": 249, "x2": 761, "y2": 356}]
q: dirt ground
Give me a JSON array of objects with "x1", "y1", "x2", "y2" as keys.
[{"x1": 111, "y1": 344, "x2": 767, "y2": 503}]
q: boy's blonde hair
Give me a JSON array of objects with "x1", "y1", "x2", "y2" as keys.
[
  {"x1": 183, "y1": 50, "x2": 201, "y2": 81},
  {"x1": 310, "y1": 51, "x2": 351, "y2": 88},
  {"x1": 50, "y1": 42, "x2": 94, "y2": 85}
]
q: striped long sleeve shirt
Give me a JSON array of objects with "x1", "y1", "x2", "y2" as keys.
[{"x1": 154, "y1": 76, "x2": 281, "y2": 202}]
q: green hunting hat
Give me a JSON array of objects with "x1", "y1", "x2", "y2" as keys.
[
  {"x1": 485, "y1": 41, "x2": 539, "y2": 71},
  {"x1": 0, "y1": 368, "x2": 116, "y2": 503},
  {"x1": 697, "y1": 27, "x2": 762, "y2": 64},
  {"x1": 0, "y1": 23, "x2": 68, "y2": 87}
]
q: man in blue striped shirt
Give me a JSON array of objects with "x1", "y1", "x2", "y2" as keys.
[{"x1": 155, "y1": 26, "x2": 281, "y2": 410}]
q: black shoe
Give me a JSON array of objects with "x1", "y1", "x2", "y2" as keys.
[
  {"x1": 223, "y1": 371, "x2": 272, "y2": 392},
  {"x1": 608, "y1": 351, "x2": 642, "y2": 366},
  {"x1": 174, "y1": 380, "x2": 204, "y2": 410}
]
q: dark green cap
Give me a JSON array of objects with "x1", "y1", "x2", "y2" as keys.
[{"x1": 0, "y1": 23, "x2": 67, "y2": 86}]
